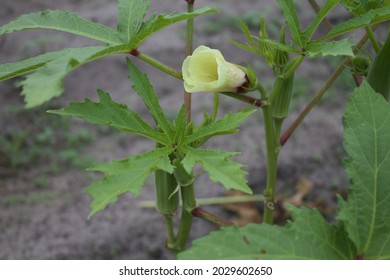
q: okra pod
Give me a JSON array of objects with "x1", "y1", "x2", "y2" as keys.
[{"x1": 269, "y1": 72, "x2": 295, "y2": 120}]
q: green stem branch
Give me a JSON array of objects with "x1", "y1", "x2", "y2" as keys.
[
  {"x1": 283, "y1": 56, "x2": 304, "y2": 79},
  {"x1": 184, "y1": 0, "x2": 195, "y2": 123},
  {"x1": 222, "y1": 92, "x2": 263, "y2": 107},
  {"x1": 365, "y1": 26, "x2": 380, "y2": 53},
  {"x1": 130, "y1": 49, "x2": 182, "y2": 79}
]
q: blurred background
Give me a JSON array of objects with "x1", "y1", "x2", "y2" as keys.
[{"x1": 0, "y1": 0, "x2": 374, "y2": 259}]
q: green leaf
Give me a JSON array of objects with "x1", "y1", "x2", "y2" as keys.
[
  {"x1": 258, "y1": 38, "x2": 301, "y2": 54},
  {"x1": 238, "y1": 19, "x2": 256, "y2": 45},
  {"x1": 341, "y1": 0, "x2": 383, "y2": 15},
  {"x1": 338, "y1": 81, "x2": 390, "y2": 259},
  {"x1": 117, "y1": 0, "x2": 150, "y2": 40},
  {"x1": 184, "y1": 109, "x2": 255, "y2": 146},
  {"x1": 126, "y1": 58, "x2": 174, "y2": 140},
  {"x1": 303, "y1": 0, "x2": 341, "y2": 44},
  {"x1": 179, "y1": 207, "x2": 355, "y2": 260},
  {"x1": 49, "y1": 89, "x2": 167, "y2": 144},
  {"x1": 306, "y1": 38, "x2": 354, "y2": 57},
  {"x1": 321, "y1": 6, "x2": 390, "y2": 41},
  {"x1": 0, "y1": 49, "x2": 72, "y2": 81},
  {"x1": 86, "y1": 146, "x2": 174, "y2": 218},
  {"x1": 173, "y1": 105, "x2": 187, "y2": 146},
  {"x1": 129, "y1": 6, "x2": 217, "y2": 48},
  {"x1": 20, "y1": 46, "x2": 106, "y2": 107},
  {"x1": 181, "y1": 147, "x2": 252, "y2": 194},
  {"x1": 276, "y1": 0, "x2": 304, "y2": 48},
  {"x1": 0, "y1": 10, "x2": 124, "y2": 45}
]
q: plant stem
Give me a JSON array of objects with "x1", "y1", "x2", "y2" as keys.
[
  {"x1": 365, "y1": 26, "x2": 380, "y2": 53},
  {"x1": 280, "y1": 31, "x2": 372, "y2": 146},
  {"x1": 192, "y1": 207, "x2": 234, "y2": 227},
  {"x1": 222, "y1": 92, "x2": 263, "y2": 107},
  {"x1": 184, "y1": 0, "x2": 195, "y2": 123},
  {"x1": 262, "y1": 100, "x2": 279, "y2": 224},
  {"x1": 130, "y1": 49, "x2": 182, "y2": 79}
]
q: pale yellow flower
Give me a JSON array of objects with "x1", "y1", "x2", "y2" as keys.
[{"x1": 182, "y1": 46, "x2": 248, "y2": 93}]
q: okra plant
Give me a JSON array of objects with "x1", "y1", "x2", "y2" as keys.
[{"x1": 1, "y1": 0, "x2": 390, "y2": 259}]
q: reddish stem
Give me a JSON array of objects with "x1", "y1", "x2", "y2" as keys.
[{"x1": 192, "y1": 207, "x2": 234, "y2": 227}]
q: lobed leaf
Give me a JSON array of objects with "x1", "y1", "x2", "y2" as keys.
[
  {"x1": 306, "y1": 38, "x2": 354, "y2": 57},
  {"x1": 117, "y1": 0, "x2": 150, "y2": 40},
  {"x1": 184, "y1": 109, "x2": 255, "y2": 146},
  {"x1": 321, "y1": 6, "x2": 390, "y2": 41},
  {"x1": 179, "y1": 207, "x2": 355, "y2": 260},
  {"x1": 0, "y1": 10, "x2": 124, "y2": 45},
  {"x1": 49, "y1": 89, "x2": 167, "y2": 144},
  {"x1": 338, "y1": 81, "x2": 390, "y2": 259},
  {"x1": 85, "y1": 147, "x2": 175, "y2": 218},
  {"x1": 20, "y1": 46, "x2": 106, "y2": 107},
  {"x1": 0, "y1": 49, "x2": 71, "y2": 81},
  {"x1": 276, "y1": 0, "x2": 304, "y2": 48},
  {"x1": 181, "y1": 147, "x2": 252, "y2": 194}
]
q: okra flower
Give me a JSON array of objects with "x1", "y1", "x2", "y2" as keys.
[{"x1": 182, "y1": 46, "x2": 255, "y2": 93}]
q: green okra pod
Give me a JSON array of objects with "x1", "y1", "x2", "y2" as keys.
[
  {"x1": 269, "y1": 72, "x2": 295, "y2": 120},
  {"x1": 154, "y1": 168, "x2": 179, "y2": 214},
  {"x1": 154, "y1": 142, "x2": 179, "y2": 215}
]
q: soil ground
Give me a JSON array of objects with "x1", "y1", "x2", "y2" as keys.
[{"x1": 0, "y1": 0, "x2": 358, "y2": 259}]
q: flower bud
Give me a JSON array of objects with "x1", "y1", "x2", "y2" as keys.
[
  {"x1": 182, "y1": 45, "x2": 256, "y2": 93},
  {"x1": 351, "y1": 56, "x2": 370, "y2": 76}
]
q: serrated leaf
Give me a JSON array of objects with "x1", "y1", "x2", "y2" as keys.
[
  {"x1": 238, "y1": 19, "x2": 256, "y2": 45},
  {"x1": 321, "y1": 6, "x2": 390, "y2": 41},
  {"x1": 49, "y1": 89, "x2": 167, "y2": 144},
  {"x1": 0, "y1": 10, "x2": 124, "y2": 45},
  {"x1": 126, "y1": 59, "x2": 174, "y2": 141},
  {"x1": 117, "y1": 0, "x2": 150, "y2": 40},
  {"x1": 179, "y1": 207, "x2": 355, "y2": 260},
  {"x1": 342, "y1": 0, "x2": 383, "y2": 15},
  {"x1": 0, "y1": 49, "x2": 73, "y2": 81},
  {"x1": 306, "y1": 38, "x2": 354, "y2": 57},
  {"x1": 173, "y1": 105, "x2": 187, "y2": 146},
  {"x1": 338, "y1": 81, "x2": 390, "y2": 259},
  {"x1": 184, "y1": 109, "x2": 255, "y2": 146},
  {"x1": 303, "y1": 0, "x2": 341, "y2": 44},
  {"x1": 276, "y1": 0, "x2": 304, "y2": 48},
  {"x1": 20, "y1": 46, "x2": 106, "y2": 107},
  {"x1": 130, "y1": 6, "x2": 217, "y2": 48},
  {"x1": 258, "y1": 38, "x2": 301, "y2": 54},
  {"x1": 181, "y1": 147, "x2": 252, "y2": 194},
  {"x1": 86, "y1": 147, "x2": 174, "y2": 218}
]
